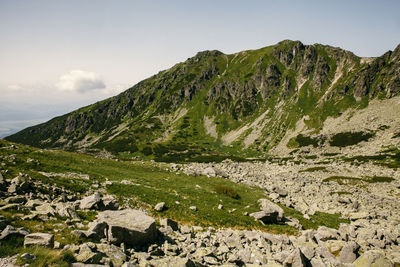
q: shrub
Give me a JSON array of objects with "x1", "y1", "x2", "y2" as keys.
[
  {"x1": 61, "y1": 250, "x2": 76, "y2": 263},
  {"x1": 141, "y1": 146, "x2": 153, "y2": 156},
  {"x1": 329, "y1": 131, "x2": 374, "y2": 147},
  {"x1": 215, "y1": 184, "x2": 240, "y2": 199}
]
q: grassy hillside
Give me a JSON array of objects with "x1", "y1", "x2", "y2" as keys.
[{"x1": 6, "y1": 41, "x2": 400, "y2": 158}]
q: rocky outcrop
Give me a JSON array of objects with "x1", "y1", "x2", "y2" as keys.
[
  {"x1": 24, "y1": 233, "x2": 54, "y2": 247},
  {"x1": 87, "y1": 209, "x2": 157, "y2": 247}
]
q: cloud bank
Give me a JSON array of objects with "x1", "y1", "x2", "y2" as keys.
[{"x1": 56, "y1": 70, "x2": 106, "y2": 93}]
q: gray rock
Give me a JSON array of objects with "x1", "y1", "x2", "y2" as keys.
[
  {"x1": 149, "y1": 256, "x2": 195, "y2": 267},
  {"x1": 310, "y1": 258, "x2": 326, "y2": 267},
  {"x1": 339, "y1": 241, "x2": 359, "y2": 263},
  {"x1": 353, "y1": 250, "x2": 393, "y2": 267},
  {"x1": 189, "y1": 206, "x2": 197, "y2": 211},
  {"x1": 284, "y1": 248, "x2": 308, "y2": 267},
  {"x1": 258, "y1": 199, "x2": 284, "y2": 220},
  {"x1": 0, "y1": 203, "x2": 20, "y2": 212},
  {"x1": 96, "y1": 243, "x2": 126, "y2": 267},
  {"x1": 101, "y1": 195, "x2": 118, "y2": 210},
  {"x1": 160, "y1": 218, "x2": 179, "y2": 231},
  {"x1": 154, "y1": 202, "x2": 166, "y2": 212},
  {"x1": 24, "y1": 233, "x2": 54, "y2": 247},
  {"x1": 314, "y1": 226, "x2": 339, "y2": 242},
  {"x1": 203, "y1": 167, "x2": 216, "y2": 177},
  {"x1": 0, "y1": 225, "x2": 29, "y2": 240},
  {"x1": 250, "y1": 210, "x2": 279, "y2": 224},
  {"x1": 25, "y1": 199, "x2": 44, "y2": 208},
  {"x1": 75, "y1": 243, "x2": 99, "y2": 264},
  {"x1": 273, "y1": 186, "x2": 288, "y2": 197},
  {"x1": 79, "y1": 192, "x2": 103, "y2": 210},
  {"x1": 71, "y1": 263, "x2": 106, "y2": 267},
  {"x1": 4, "y1": 196, "x2": 26, "y2": 204},
  {"x1": 93, "y1": 209, "x2": 157, "y2": 247},
  {"x1": 35, "y1": 203, "x2": 56, "y2": 216},
  {"x1": 21, "y1": 253, "x2": 36, "y2": 261}
]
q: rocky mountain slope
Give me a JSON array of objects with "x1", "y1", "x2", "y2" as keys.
[
  {"x1": 1, "y1": 138, "x2": 399, "y2": 266},
  {"x1": 6, "y1": 40, "x2": 400, "y2": 160}
]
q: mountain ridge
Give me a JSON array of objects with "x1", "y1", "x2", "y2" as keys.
[{"x1": 6, "y1": 40, "x2": 400, "y2": 160}]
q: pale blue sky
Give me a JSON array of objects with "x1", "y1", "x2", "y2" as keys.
[{"x1": 0, "y1": 0, "x2": 399, "y2": 137}]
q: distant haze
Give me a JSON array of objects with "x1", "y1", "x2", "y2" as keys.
[{"x1": 1, "y1": 0, "x2": 399, "y2": 137}]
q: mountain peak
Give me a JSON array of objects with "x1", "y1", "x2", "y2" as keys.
[{"x1": 6, "y1": 41, "x2": 400, "y2": 159}]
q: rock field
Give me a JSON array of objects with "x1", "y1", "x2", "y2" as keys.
[{"x1": 1, "y1": 155, "x2": 400, "y2": 266}]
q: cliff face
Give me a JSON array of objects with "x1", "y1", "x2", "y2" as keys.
[{"x1": 6, "y1": 40, "x2": 400, "y2": 158}]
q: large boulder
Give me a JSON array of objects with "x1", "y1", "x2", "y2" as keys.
[
  {"x1": 91, "y1": 209, "x2": 157, "y2": 247},
  {"x1": 79, "y1": 192, "x2": 103, "y2": 210},
  {"x1": 24, "y1": 233, "x2": 54, "y2": 247},
  {"x1": 250, "y1": 211, "x2": 279, "y2": 224},
  {"x1": 35, "y1": 203, "x2": 56, "y2": 216},
  {"x1": 258, "y1": 199, "x2": 284, "y2": 220},
  {"x1": 339, "y1": 241, "x2": 359, "y2": 263},
  {"x1": 0, "y1": 225, "x2": 29, "y2": 240},
  {"x1": 353, "y1": 251, "x2": 393, "y2": 267},
  {"x1": 284, "y1": 248, "x2": 308, "y2": 267},
  {"x1": 96, "y1": 243, "x2": 126, "y2": 267},
  {"x1": 101, "y1": 195, "x2": 118, "y2": 210}
]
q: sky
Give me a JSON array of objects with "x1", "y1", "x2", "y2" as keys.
[{"x1": 1, "y1": 0, "x2": 399, "y2": 137}]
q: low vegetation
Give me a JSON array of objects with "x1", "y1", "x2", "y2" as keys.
[
  {"x1": 323, "y1": 175, "x2": 394, "y2": 184},
  {"x1": 299, "y1": 166, "x2": 327, "y2": 172},
  {"x1": 329, "y1": 131, "x2": 375, "y2": 147},
  {"x1": 215, "y1": 184, "x2": 240, "y2": 199}
]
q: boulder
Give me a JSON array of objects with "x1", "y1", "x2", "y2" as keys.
[
  {"x1": 339, "y1": 241, "x2": 359, "y2": 263},
  {"x1": 25, "y1": 199, "x2": 44, "y2": 208},
  {"x1": 0, "y1": 225, "x2": 29, "y2": 240},
  {"x1": 160, "y1": 218, "x2": 179, "y2": 231},
  {"x1": 93, "y1": 209, "x2": 157, "y2": 247},
  {"x1": 4, "y1": 196, "x2": 26, "y2": 204},
  {"x1": 149, "y1": 256, "x2": 195, "y2": 267},
  {"x1": 273, "y1": 186, "x2": 288, "y2": 197},
  {"x1": 101, "y1": 195, "x2": 118, "y2": 210},
  {"x1": 154, "y1": 202, "x2": 166, "y2": 212},
  {"x1": 35, "y1": 203, "x2": 56, "y2": 216},
  {"x1": 202, "y1": 167, "x2": 216, "y2": 177},
  {"x1": 258, "y1": 199, "x2": 284, "y2": 220},
  {"x1": 79, "y1": 192, "x2": 103, "y2": 210},
  {"x1": 250, "y1": 211, "x2": 279, "y2": 224},
  {"x1": 96, "y1": 243, "x2": 126, "y2": 267},
  {"x1": 75, "y1": 243, "x2": 99, "y2": 264},
  {"x1": 314, "y1": 226, "x2": 339, "y2": 242},
  {"x1": 24, "y1": 233, "x2": 54, "y2": 247},
  {"x1": 353, "y1": 250, "x2": 393, "y2": 267},
  {"x1": 284, "y1": 248, "x2": 308, "y2": 267}
]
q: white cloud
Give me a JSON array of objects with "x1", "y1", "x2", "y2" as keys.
[
  {"x1": 7, "y1": 84, "x2": 23, "y2": 91},
  {"x1": 56, "y1": 70, "x2": 106, "y2": 93}
]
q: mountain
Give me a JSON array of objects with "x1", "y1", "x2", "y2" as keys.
[{"x1": 5, "y1": 40, "x2": 400, "y2": 161}]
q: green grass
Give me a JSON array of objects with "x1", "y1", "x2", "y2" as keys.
[
  {"x1": 341, "y1": 148, "x2": 400, "y2": 169},
  {"x1": 0, "y1": 140, "x2": 351, "y2": 236},
  {"x1": 323, "y1": 175, "x2": 394, "y2": 184},
  {"x1": 16, "y1": 247, "x2": 74, "y2": 267},
  {"x1": 299, "y1": 166, "x2": 327, "y2": 172},
  {"x1": 287, "y1": 134, "x2": 322, "y2": 148},
  {"x1": 215, "y1": 184, "x2": 240, "y2": 199}
]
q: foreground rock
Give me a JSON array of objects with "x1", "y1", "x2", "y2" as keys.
[
  {"x1": 24, "y1": 233, "x2": 54, "y2": 247},
  {"x1": 87, "y1": 209, "x2": 157, "y2": 247}
]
